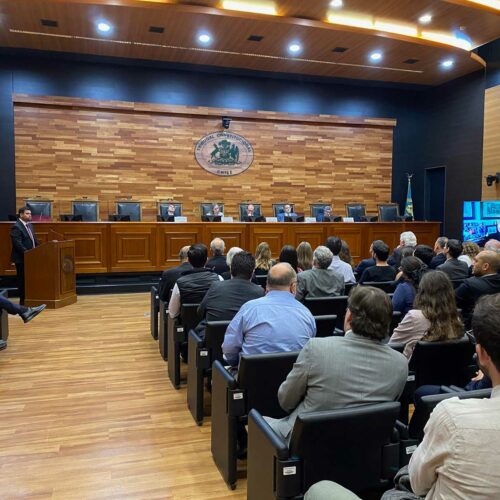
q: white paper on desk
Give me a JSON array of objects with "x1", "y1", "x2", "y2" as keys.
[
  {"x1": 342, "y1": 217, "x2": 354, "y2": 223},
  {"x1": 174, "y1": 216, "x2": 187, "y2": 222},
  {"x1": 266, "y1": 217, "x2": 278, "y2": 222},
  {"x1": 221, "y1": 216, "x2": 233, "y2": 222},
  {"x1": 305, "y1": 217, "x2": 317, "y2": 223}
]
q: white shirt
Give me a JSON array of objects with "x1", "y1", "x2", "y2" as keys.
[
  {"x1": 168, "y1": 274, "x2": 223, "y2": 319},
  {"x1": 458, "y1": 254, "x2": 473, "y2": 267},
  {"x1": 328, "y1": 255, "x2": 356, "y2": 284},
  {"x1": 409, "y1": 386, "x2": 500, "y2": 500}
]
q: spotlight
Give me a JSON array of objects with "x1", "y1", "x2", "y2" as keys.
[
  {"x1": 222, "y1": 117, "x2": 231, "y2": 129},
  {"x1": 486, "y1": 173, "x2": 500, "y2": 187},
  {"x1": 418, "y1": 14, "x2": 432, "y2": 24},
  {"x1": 330, "y1": 0, "x2": 343, "y2": 8},
  {"x1": 370, "y1": 51, "x2": 383, "y2": 62},
  {"x1": 198, "y1": 33, "x2": 211, "y2": 44},
  {"x1": 441, "y1": 59, "x2": 454, "y2": 68},
  {"x1": 97, "y1": 21, "x2": 111, "y2": 33},
  {"x1": 288, "y1": 42, "x2": 302, "y2": 54}
]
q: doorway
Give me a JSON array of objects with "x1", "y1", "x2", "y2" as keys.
[{"x1": 424, "y1": 166, "x2": 446, "y2": 235}]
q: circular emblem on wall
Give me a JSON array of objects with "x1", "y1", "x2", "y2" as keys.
[{"x1": 195, "y1": 131, "x2": 254, "y2": 176}]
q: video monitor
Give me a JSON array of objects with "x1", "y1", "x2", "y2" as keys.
[{"x1": 463, "y1": 201, "x2": 500, "y2": 245}]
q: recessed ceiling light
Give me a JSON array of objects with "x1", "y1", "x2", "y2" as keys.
[
  {"x1": 97, "y1": 21, "x2": 111, "y2": 33},
  {"x1": 442, "y1": 59, "x2": 454, "y2": 68},
  {"x1": 418, "y1": 14, "x2": 432, "y2": 24},
  {"x1": 330, "y1": 0, "x2": 343, "y2": 8},
  {"x1": 369, "y1": 51, "x2": 383, "y2": 62},
  {"x1": 288, "y1": 42, "x2": 302, "y2": 54},
  {"x1": 198, "y1": 33, "x2": 212, "y2": 44}
]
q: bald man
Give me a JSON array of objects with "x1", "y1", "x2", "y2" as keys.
[
  {"x1": 222, "y1": 263, "x2": 316, "y2": 367},
  {"x1": 158, "y1": 245, "x2": 192, "y2": 302},
  {"x1": 455, "y1": 250, "x2": 500, "y2": 328}
]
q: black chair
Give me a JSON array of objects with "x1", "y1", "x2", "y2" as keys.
[
  {"x1": 361, "y1": 281, "x2": 396, "y2": 293},
  {"x1": 72, "y1": 200, "x2": 99, "y2": 221},
  {"x1": 247, "y1": 402, "x2": 401, "y2": 499},
  {"x1": 377, "y1": 203, "x2": 405, "y2": 222},
  {"x1": 150, "y1": 286, "x2": 159, "y2": 340},
  {"x1": 167, "y1": 303, "x2": 200, "y2": 389},
  {"x1": 26, "y1": 199, "x2": 52, "y2": 220},
  {"x1": 304, "y1": 296, "x2": 348, "y2": 330},
  {"x1": 187, "y1": 320, "x2": 230, "y2": 425},
  {"x1": 345, "y1": 203, "x2": 372, "y2": 222},
  {"x1": 314, "y1": 315, "x2": 338, "y2": 338},
  {"x1": 116, "y1": 201, "x2": 141, "y2": 221},
  {"x1": 211, "y1": 352, "x2": 299, "y2": 489},
  {"x1": 254, "y1": 274, "x2": 267, "y2": 289},
  {"x1": 344, "y1": 282, "x2": 356, "y2": 295},
  {"x1": 158, "y1": 201, "x2": 182, "y2": 220},
  {"x1": 309, "y1": 203, "x2": 342, "y2": 222},
  {"x1": 59, "y1": 214, "x2": 83, "y2": 221},
  {"x1": 0, "y1": 289, "x2": 9, "y2": 344},
  {"x1": 389, "y1": 311, "x2": 402, "y2": 337},
  {"x1": 272, "y1": 203, "x2": 295, "y2": 217},
  {"x1": 239, "y1": 203, "x2": 263, "y2": 221},
  {"x1": 158, "y1": 299, "x2": 169, "y2": 360}
]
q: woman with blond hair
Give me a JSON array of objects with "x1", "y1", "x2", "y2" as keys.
[
  {"x1": 297, "y1": 241, "x2": 313, "y2": 271},
  {"x1": 254, "y1": 242, "x2": 274, "y2": 276}
]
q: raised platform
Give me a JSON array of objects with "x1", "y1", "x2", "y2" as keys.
[{"x1": 0, "y1": 221, "x2": 440, "y2": 276}]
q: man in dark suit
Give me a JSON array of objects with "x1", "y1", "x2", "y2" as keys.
[
  {"x1": 437, "y1": 239, "x2": 469, "y2": 280},
  {"x1": 10, "y1": 207, "x2": 40, "y2": 305},
  {"x1": 206, "y1": 238, "x2": 230, "y2": 275},
  {"x1": 429, "y1": 236, "x2": 448, "y2": 269},
  {"x1": 158, "y1": 245, "x2": 192, "y2": 302},
  {"x1": 455, "y1": 250, "x2": 500, "y2": 328},
  {"x1": 195, "y1": 251, "x2": 264, "y2": 338}
]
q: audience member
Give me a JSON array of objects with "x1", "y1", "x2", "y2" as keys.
[
  {"x1": 305, "y1": 481, "x2": 361, "y2": 500},
  {"x1": 388, "y1": 231, "x2": 417, "y2": 267},
  {"x1": 384, "y1": 293, "x2": 500, "y2": 499},
  {"x1": 359, "y1": 240, "x2": 396, "y2": 283},
  {"x1": 484, "y1": 238, "x2": 500, "y2": 253},
  {"x1": 354, "y1": 241, "x2": 378, "y2": 278},
  {"x1": 220, "y1": 246, "x2": 243, "y2": 280},
  {"x1": 392, "y1": 256, "x2": 426, "y2": 316},
  {"x1": 168, "y1": 244, "x2": 222, "y2": 319},
  {"x1": 297, "y1": 241, "x2": 313, "y2": 271},
  {"x1": 206, "y1": 238, "x2": 230, "y2": 275},
  {"x1": 413, "y1": 245, "x2": 434, "y2": 267},
  {"x1": 455, "y1": 250, "x2": 500, "y2": 327},
  {"x1": 325, "y1": 236, "x2": 356, "y2": 283},
  {"x1": 295, "y1": 246, "x2": 344, "y2": 301},
  {"x1": 158, "y1": 245, "x2": 192, "y2": 301},
  {"x1": 264, "y1": 286, "x2": 407, "y2": 442},
  {"x1": 389, "y1": 271, "x2": 463, "y2": 359},
  {"x1": 459, "y1": 241, "x2": 480, "y2": 266},
  {"x1": 279, "y1": 245, "x2": 299, "y2": 272},
  {"x1": 429, "y1": 236, "x2": 448, "y2": 269},
  {"x1": 222, "y1": 263, "x2": 316, "y2": 367},
  {"x1": 437, "y1": 239, "x2": 469, "y2": 280},
  {"x1": 339, "y1": 240, "x2": 354, "y2": 268},
  {"x1": 196, "y1": 252, "x2": 264, "y2": 338},
  {"x1": 254, "y1": 242, "x2": 274, "y2": 275}
]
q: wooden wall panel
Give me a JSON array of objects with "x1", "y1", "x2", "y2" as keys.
[
  {"x1": 158, "y1": 224, "x2": 205, "y2": 268},
  {"x1": 14, "y1": 96, "x2": 394, "y2": 220},
  {"x1": 110, "y1": 224, "x2": 157, "y2": 272},
  {"x1": 482, "y1": 85, "x2": 500, "y2": 201}
]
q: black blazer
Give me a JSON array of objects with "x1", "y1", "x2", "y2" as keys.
[
  {"x1": 158, "y1": 261, "x2": 193, "y2": 302},
  {"x1": 10, "y1": 220, "x2": 39, "y2": 264}
]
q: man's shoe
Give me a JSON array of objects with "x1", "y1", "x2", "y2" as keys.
[
  {"x1": 0, "y1": 339, "x2": 7, "y2": 351},
  {"x1": 20, "y1": 304, "x2": 47, "y2": 323}
]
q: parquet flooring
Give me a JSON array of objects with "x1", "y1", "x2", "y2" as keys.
[{"x1": 0, "y1": 293, "x2": 246, "y2": 499}]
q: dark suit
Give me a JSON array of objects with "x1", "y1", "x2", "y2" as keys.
[
  {"x1": 354, "y1": 258, "x2": 376, "y2": 279},
  {"x1": 437, "y1": 258, "x2": 469, "y2": 281},
  {"x1": 196, "y1": 277, "x2": 264, "y2": 338},
  {"x1": 158, "y1": 261, "x2": 192, "y2": 302},
  {"x1": 10, "y1": 220, "x2": 39, "y2": 305},
  {"x1": 429, "y1": 252, "x2": 446, "y2": 269},
  {"x1": 206, "y1": 255, "x2": 229, "y2": 275},
  {"x1": 455, "y1": 273, "x2": 500, "y2": 327}
]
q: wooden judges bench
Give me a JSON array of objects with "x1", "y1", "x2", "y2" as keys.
[{"x1": 0, "y1": 221, "x2": 440, "y2": 276}]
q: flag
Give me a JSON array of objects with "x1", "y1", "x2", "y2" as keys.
[{"x1": 404, "y1": 175, "x2": 414, "y2": 218}]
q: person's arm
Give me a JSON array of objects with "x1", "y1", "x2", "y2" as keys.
[
  {"x1": 408, "y1": 402, "x2": 453, "y2": 496},
  {"x1": 358, "y1": 268, "x2": 369, "y2": 284},
  {"x1": 295, "y1": 275, "x2": 306, "y2": 302},
  {"x1": 222, "y1": 309, "x2": 246, "y2": 367},
  {"x1": 278, "y1": 341, "x2": 312, "y2": 412},
  {"x1": 10, "y1": 225, "x2": 30, "y2": 254},
  {"x1": 168, "y1": 284, "x2": 181, "y2": 319},
  {"x1": 392, "y1": 284, "x2": 406, "y2": 313},
  {"x1": 346, "y1": 264, "x2": 356, "y2": 284}
]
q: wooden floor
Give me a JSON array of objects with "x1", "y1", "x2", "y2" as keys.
[{"x1": 0, "y1": 293, "x2": 246, "y2": 499}]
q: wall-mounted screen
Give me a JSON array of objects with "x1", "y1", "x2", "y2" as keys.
[{"x1": 463, "y1": 201, "x2": 500, "y2": 244}]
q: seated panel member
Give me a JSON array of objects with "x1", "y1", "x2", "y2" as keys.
[
  {"x1": 164, "y1": 203, "x2": 177, "y2": 222},
  {"x1": 241, "y1": 203, "x2": 266, "y2": 222},
  {"x1": 316, "y1": 205, "x2": 333, "y2": 222},
  {"x1": 222, "y1": 263, "x2": 316, "y2": 367},
  {"x1": 277, "y1": 204, "x2": 297, "y2": 222},
  {"x1": 202, "y1": 203, "x2": 224, "y2": 221}
]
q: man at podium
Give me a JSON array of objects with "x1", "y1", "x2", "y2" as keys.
[{"x1": 10, "y1": 207, "x2": 40, "y2": 305}]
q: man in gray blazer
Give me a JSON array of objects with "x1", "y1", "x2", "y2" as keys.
[
  {"x1": 295, "y1": 246, "x2": 345, "y2": 301},
  {"x1": 438, "y1": 239, "x2": 469, "y2": 281},
  {"x1": 265, "y1": 286, "x2": 408, "y2": 442}
]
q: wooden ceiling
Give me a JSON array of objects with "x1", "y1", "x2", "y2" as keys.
[{"x1": 0, "y1": 0, "x2": 498, "y2": 86}]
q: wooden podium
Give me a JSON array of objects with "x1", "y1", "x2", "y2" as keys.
[{"x1": 24, "y1": 238, "x2": 77, "y2": 309}]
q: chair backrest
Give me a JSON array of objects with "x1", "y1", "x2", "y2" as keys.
[
  {"x1": 410, "y1": 336, "x2": 475, "y2": 388},
  {"x1": 26, "y1": 200, "x2": 52, "y2": 220},
  {"x1": 304, "y1": 296, "x2": 348, "y2": 330},
  {"x1": 345, "y1": 203, "x2": 366, "y2": 221},
  {"x1": 290, "y1": 402, "x2": 401, "y2": 492},
  {"x1": 205, "y1": 320, "x2": 230, "y2": 363},
  {"x1": 389, "y1": 311, "x2": 402, "y2": 337},
  {"x1": 254, "y1": 274, "x2": 267, "y2": 289},
  {"x1": 116, "y1": 201, "x2": 141, "y2": 221},
  {"x1": 272, "y1": 203, "x2": 294, "y2": 217},
  {"x1": 72, "y1": 200, "x2": 99, "y2": 221},
  {"x1": 159, "y1": 202, "x2": 182, "y2": 218},
  {"x1": 344, "y1": 282, "x2": 356, "y2": 296},
  {"x1": 361, "y1": 281, "x2": 396, "y2": 293},
  {"x1": 239, "y1": 203, "x2": 262, "y2": 220},
  {"x1": 180, "y1": 303, "x2": 201, "y2": 333},
  {"x1": 378, "y1": 203, "x2": 400, "y2": 222},
  {"x1": 314, "y1": 315, "x2": 338, "y2": 337},
  {"x1": 238, "y1": 351, "x2": 299, "y2": 418}
]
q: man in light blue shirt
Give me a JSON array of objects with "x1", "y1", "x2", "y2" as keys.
[
  {"x1": 222, "y1": 262, "x2": 316, "y2": 367},
  {"x1": 277, "y1": 204, "x2": 298, "y2": 222},
  {"x1": 326, "y1": 236, "x2": 356, "y2": 284}
]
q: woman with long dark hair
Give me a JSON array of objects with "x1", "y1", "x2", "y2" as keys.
[
  {"x1": 389, "y1": 270, "x2": 463, "y2": 358},
  {"x1": 392, "y1": 256, "x2": 426, "y2": 316},
  {"x1": 279, "y1": 245, "x2": 299, "y2": 272},
  {"x1": 297, "y1": 241, "x2": 313, "y2": 271}
]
